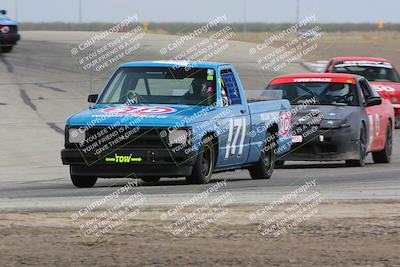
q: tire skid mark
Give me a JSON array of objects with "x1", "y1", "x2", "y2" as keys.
[
  {"x1": 0, "y1": 54, "x2": 14, "y2": 73},
  {"x1": 19, "y1": 89, "x2": 64, "y2": 135},
  {"x1": 34, "y1": 83, "x2": 66, "y2": 93},
  {"x1": 19, "y1": 89, "x2": 37, "y2": 111},
  {"x1": 46, "y1": 122, "x2": 64, "y2": 135}
]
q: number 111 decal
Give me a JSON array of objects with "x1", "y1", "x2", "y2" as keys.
[{"x1": 225, "y1": 117, "x2": 247, "y2": 159}]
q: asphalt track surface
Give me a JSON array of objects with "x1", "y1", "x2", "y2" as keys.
[{"x1": 0, "y1": 31, "x2": 399, "y2": 211}]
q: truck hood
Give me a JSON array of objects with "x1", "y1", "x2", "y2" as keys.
[
  {"x1": 292, "y1": 105, "x2": 360, "y2": 126},
  {"x1": 0, "y1": 15, "x2": 17, "y2": 26},
  {"x1": 67, "y1": 104, "x2": 216, "y2": 127}
]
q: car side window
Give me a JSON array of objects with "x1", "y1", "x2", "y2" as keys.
[
  {"x1": 359, "y1": 79, "x2": 372, "y2": 105},
  {"x1": 220, "y1": 69, "x2": 242, "y2": 106}
]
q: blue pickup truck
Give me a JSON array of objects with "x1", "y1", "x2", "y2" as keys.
[
  {"x1": 0, "y1": 10, "x2": 20, "y2": 53},
  {"x1": 61, "y1": 61, "x2": 291, "y2": 187}
]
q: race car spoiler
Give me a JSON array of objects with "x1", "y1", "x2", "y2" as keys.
[
  {"x1": 334, "y1": 61, "x2": 393, "y2": 69},
  {"x1": 270, "y1": 77, "x2": 356, "y2": 85}
]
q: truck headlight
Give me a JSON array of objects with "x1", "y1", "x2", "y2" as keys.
[
  {"x1": 68, "y1": 128, "x2": 86, "y2": 144},
  {"x1": 168, "y1": 129, "x2": 189, "y2": 145}
]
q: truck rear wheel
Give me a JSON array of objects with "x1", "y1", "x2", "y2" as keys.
[
  {"x1": 1, "y1": 46, "x2": 13, "y2": 53},
  {"x1": 372, "y1": 121, "x2": 392, "y2": 163},
  {"x1": 186, "y1": 139, "x2": 215, "y2": 184},
  {"x1": 249, "y1": 136, "x2": 276, "y2": 179}
]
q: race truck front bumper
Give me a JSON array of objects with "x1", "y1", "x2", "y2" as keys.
[
  {"x1": 0, "y1": 33, "x2": 20, "y2": 46},
  {"x1": 61, "y1": 126, "x2": 197, "y2": 178},
  {"x1": 62, "y1": 147, "x2": 197, "y2": 178},
  {"x1": 280, "y1": 124, "x2": 360, "y2": 161}
]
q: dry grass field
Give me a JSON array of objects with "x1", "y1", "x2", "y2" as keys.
[{"x1": 239, "y1": 31, "x2": 400, "y2": 66}]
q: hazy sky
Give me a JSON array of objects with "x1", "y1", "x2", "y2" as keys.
[{"x1": 1, "y1": 0, "x2": 399, "y2": 23}]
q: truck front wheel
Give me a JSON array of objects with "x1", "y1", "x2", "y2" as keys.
[
  {"x1": 186, "y1": 139, "x2": 215, "y2": 184},
  {"x1": 1, "y1": 46, "x2": 13, "y2": 53},
  {"x1": 141, "y1": 177, "x2": 161, "y2": 183},
  {"x1": 249, "y1": 137, "x2": 276, "y2": 179},
  {"x1": 71, "y1": 174, "x2": 97, "y2": 188}
]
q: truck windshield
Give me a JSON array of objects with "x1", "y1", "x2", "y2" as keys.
[
  {"x1": 267, "y1": 82, "x2": 359, "y2": 106},
  {"x1": 97, "y1": 67, "x2": 216, "y2": 106},
  {"x1": 333, "y1": 63, "x2": 400, "y2": 83}
]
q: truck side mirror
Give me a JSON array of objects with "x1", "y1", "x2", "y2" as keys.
[
  {"x1": 0, "y1": 10, "x2": 7, "y2": 15},
  {"x1": 366, "y1": 96, "x2": 382, "y2": 107},
  {"x1": 88, "y1": 94, "x2": 98, "y2": 103}
]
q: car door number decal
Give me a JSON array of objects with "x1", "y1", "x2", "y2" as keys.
[
  {"x1": 375, "y1": 114, "x2": 380, "y2": 136},
  {"x1": 374, "y1": 85, "x2": 395, "y2": 92},
  {"x1": 225, "y1": 117, "x2": 246, "y2": 158},
  {"x1": 368, "y1": 114, "x2": 381, "y2": 147}
]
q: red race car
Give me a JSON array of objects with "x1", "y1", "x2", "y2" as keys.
[{"x1": 325, "y1": 57, "x2": 400, "y2": 128}]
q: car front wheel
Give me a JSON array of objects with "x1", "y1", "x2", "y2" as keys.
[{"x1": 346, "y1": 125, "x2": 367, "y2": 167}]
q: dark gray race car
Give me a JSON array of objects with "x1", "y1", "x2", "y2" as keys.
[{"x1": 266, "y1": 73, "x2": 394, "y2": 167}]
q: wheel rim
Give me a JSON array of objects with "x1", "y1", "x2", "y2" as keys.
[
  {"x1": 360, "y1": 129, "x2": 367, "y2": 160},
  {"x1": 264, "y1": 147, "x2": 273, "y2": 172},
  {"x1": 386, "y1": 124, "x2": 393, "y2": 156},
  {"x1": 201, "y1": 146, "x2": 212, "y2": 177}
]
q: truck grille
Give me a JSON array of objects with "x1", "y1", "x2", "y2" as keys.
[
  {"x1": 66, "y1": 127, "x2": 168, "y2": 150},
  {"x1": 0, "y1": 25, "x2": 18, "y2": 33}
]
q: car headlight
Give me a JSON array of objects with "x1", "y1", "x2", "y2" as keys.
[
  {"x1": 168, "y1": 129, "x2": 189, "y2": 145},
  {"x1": 68, "y1": 128, "x2": 86, "y2": 144},
  {"x1": 391, "y1": 97, "x2": 398, "y2": 104},
  {"x1": 320, "y1": 119, "x2": 349, "y2": 129}
]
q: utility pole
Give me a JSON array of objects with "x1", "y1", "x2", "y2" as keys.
[
  {"x1": 15, "y1": 0, "x2": 19, "y2": 21},
  {"x1": 243, "y1": 0, "x2": 247, "y2": 34},
  {"x1": 296, "y1": 0, "x2": 300, "y2": 23},
  {"x1": 78, "y1": 0, "x2": 82, "y2": 23}
]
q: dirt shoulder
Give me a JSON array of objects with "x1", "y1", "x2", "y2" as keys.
[{"x1": 0, "y1": 202, "x2": 399, "y2": 267}]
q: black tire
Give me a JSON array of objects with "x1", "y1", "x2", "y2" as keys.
[
  {"x1": 372, "y1": 121, "x2": 392, "y2": 163},
  {"x1": 346, "y1": 125, "x2": 367, "y2": 167},
  {"x1": 141, "y1": 177, "x2": 161, "y2": 183},
  {"x1": 249, "y1": 135, "x2": 276, "y2": 179},
  {"x1": 275, "y1": 160, "x2": 285, "y2": 169},
  {"x1": 186, "y1": 138, "x2": 215, "y2": 184},
  {"x1": 71, "y1": 175, "x2": 97, "y2": 188},
  {"x1": 1, "y1": 46, "x2": 13, "y2": 53},
  {"x1": 395, "y1": 116, "x2": 400, "y2": 129}
]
